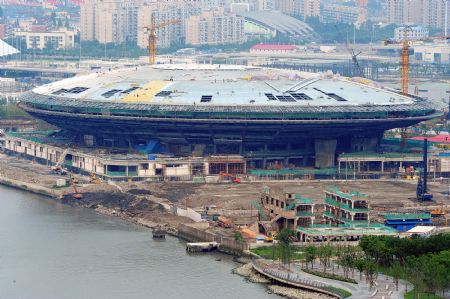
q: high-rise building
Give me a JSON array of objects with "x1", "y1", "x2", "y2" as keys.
[
  {"x1": 321, "y1": 4, "x2": 367, "y2": 24},
  {"x1": 80, "y1": 0, "x2": 142, "y2": 44},
  {"x1": 136, "y1": 1, "x2": 201, "y2": 49},
  {"x1": 275, "y1": 0, "x2": 320, "y2": 20},
  {"x1": 387, "y1": 0, "x2": 450, "y2": 30},
  {"x1": 185, "y1": 9, "x2": 245, "y2": 45}
]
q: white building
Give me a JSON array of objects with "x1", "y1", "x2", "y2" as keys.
[
  {"x1": 14, "y1": 29, "x2": 75, "y2": 50},
  {"x1": 413, "y1": 44, "x2": 450, "y2": 64},
  {"x1": 394, "y1": 25, "x2": 429, "y2": 42}
]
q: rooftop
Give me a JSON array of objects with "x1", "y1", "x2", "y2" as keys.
[
  {"x1": 384, "y1": 213, "x2": 431, "y2": 220},
  {"x1": 30, "y1": 64, "x2": 417, "y2": 108},
  {"x1": 297, "y1": 223, "x2": 397, "y2": 236},
  {"x1": 251, "y1": 44, "x2": 297, "y2": 51}
]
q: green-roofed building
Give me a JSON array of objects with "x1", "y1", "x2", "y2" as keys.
[
  {"x1": 324, "y1": 186, "x2": 369, "y2": 226},
  {"x1": 260, "y1": 187, "x2": 315, "y2": 233}
]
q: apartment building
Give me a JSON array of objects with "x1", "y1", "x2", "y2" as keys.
[
  {"x1": 394, "y1": 25, "x2": 429, "y2": 41},
  {"x1": 275, "y1": 0, "x2": 320, "y2": 20},
  {"x1": 387, "y1": 0, "x2": 450, "y2": 29},
  {"x1": 14, "y1": 28, "x2": 75, "y2": 50},
  {"x1": 137, "y1": 1, "x2": 201, "y2": 49},
  {"x1": 185, "y1": 9, "x2": 245, "y2": 46},
  {"x1": 80, "y1": 0, "x2": 142, "y2": 44},
  {"x1": 321, "y1": 4, "x2": 367, "y2": 24}
]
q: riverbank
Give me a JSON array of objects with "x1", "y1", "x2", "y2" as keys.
[{"x1": 233, "y1": 263, "x2": 335, "y2": 299}]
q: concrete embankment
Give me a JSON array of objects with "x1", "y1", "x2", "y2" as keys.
[{"x1": 0, "y1": 174, "x2": 63, "y2": 199}]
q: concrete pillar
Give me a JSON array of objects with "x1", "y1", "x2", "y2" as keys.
[
  {"x1": 381, "y1": 161, "x2": 384, "y2": 173},
  {"x1": 358, "y1": 161, "x2": 361, "y2": 172},
  {"x1": 314, "y1": 139, "x2": 337, "y2": 168}
]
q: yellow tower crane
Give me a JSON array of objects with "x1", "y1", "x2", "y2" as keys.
[
  {"x1": 384, "y1": 28, "x2": 450, "y2": 96},
  {"x1": 144, "y1": 19, "x2": 180, "y2": 65}
]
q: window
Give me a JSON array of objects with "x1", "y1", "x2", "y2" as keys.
[
  {"x1": 101, "y1": 89, "x2": 122, "y2": 98},
  {"x1": 290, "y1": 93, "x2": 312, "y2": 100},
  {"x1": 121, "y1": 87, "x2": 139, "y2": 94},
  {"x1": 200, "y1": 95, "x2": 213, "y2": 102}
]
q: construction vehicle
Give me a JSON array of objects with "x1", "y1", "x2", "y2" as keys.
[
  {"x1": 384, "y1": 29, "x2": 450, "y2": 95},
  {"x1": 51, "y1": 148, "x2": 69, "y2": 175},
  {"x1": 265, "y1": 231, "x2": 276, "y2": 243},
  {"x1": 89, "y1": 172, "x2": 102, "y2": 184},
  {"x1": 217, "y1": 216, "x2": 233, "y2": 228},
  {"x1": 334, "y1": 24, "x2": 364, "y2": 77},
  {"x1": 70, "y1": 178, "x2": 83, "y2": 200},
  {"x1": 144, "y1": 20, "x2": 180, "y2": 65},
  {"x1": 219, "y1": 171, "x2": 241, "y2": 183},
  {"x1": 416, "y1": 138, "x2": 433, "y2": 201}
]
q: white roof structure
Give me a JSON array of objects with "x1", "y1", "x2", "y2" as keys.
[
  {"x1": 0, "y1": 39, "x2": 20, "y2": 57},
  {"x1": 406, "y1": 226, "x2": 436, "y2": 236},
  {"x1": 32, "y1": 64, "x2": 413, "y2": 107}
]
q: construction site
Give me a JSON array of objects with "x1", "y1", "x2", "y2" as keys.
[{"x1": 0, "y1": 24, "x2": 448, "y2": 253}]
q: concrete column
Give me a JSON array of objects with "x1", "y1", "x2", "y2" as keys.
[
  {"x1": 358, "y1": 161, "x2": 361, "y2": 172},
  {"x1": 381, "y1": 161, "x2": 384, "y2": 173},
  {"x1": 314, "y1": 139, "x2": 337, "y2": 168},
  {"x1": 338, "y1": 161, "x2": 341, "y2": 173}
]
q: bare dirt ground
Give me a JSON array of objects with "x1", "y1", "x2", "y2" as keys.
[{"x1": 2, "y1": 153, "x2": 449, "y2": 227}]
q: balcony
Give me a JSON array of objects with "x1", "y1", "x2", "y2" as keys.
[
  {"x1": 324, "y1": 197, "x2": 369, "y2": 212},
  {"x1": 296, "y1": 211, "x2": 314, "y2": 217}
]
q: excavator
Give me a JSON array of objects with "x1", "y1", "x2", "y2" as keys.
[
  {"x1": 70, "y1": 178, "x2": 83, "y2": 200},
  {"x1": 219, "y1": 171, "x2": 241, "y2": 183}
]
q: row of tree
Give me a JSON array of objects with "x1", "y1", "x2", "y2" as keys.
[
  {"x1": 359, "y1": 234, "x2": 450, "y2": 266},
  {"x1": 359, "y1": 235, "x2": 450, "y2": 299}
]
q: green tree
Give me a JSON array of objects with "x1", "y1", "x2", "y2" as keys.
[
  {"x1": 317, "y1": 244, "x2": 333, "y2": 272},
  {"x1": 304, "y1": 246, "x2": 317, "y2": 269},
  {"x1": 355, "y1": 259, "x2": 365, "y2": 281},
  {"x1": 405, "y1": 257, "x2": 425, "y2": 299},
  {"x1": 233, "y1": 230, "x2": 244, "y2": 243},
  {"x1": 363, "y1": 259, "x2": 378, "y2": 290},
  {"x1": 275, "y1": 229, "x2": 296, "y2": 266},
  {"x1": 390, "y1": 261, "x2": 403, "y2": 291}
]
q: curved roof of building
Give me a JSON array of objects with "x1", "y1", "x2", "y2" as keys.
[
  {"x1": 29, "y1": 64, "x2": 419, "y2": 109},
  {"x1": 238, "y1": 11, "x2": 316, "y2": 38}
]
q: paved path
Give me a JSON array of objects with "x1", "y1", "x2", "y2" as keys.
[
  {"x1": 295, "y1": 261, "x2": 411, "y2": 299},
  {"x1": 255, "y1": 259, "x2": 411, "y2": 299}
]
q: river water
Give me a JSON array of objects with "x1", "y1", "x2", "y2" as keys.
[{"x1": 0, "y1": 185, "x2": 278, "y2": 299}]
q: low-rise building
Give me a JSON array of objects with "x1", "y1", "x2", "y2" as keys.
[
  {"x1": 384, "y1": 213, "x2": 432, "y2": 232},
  {"x1": 413, "y1": 44, "x2": 450, "y2": 64},
  {"x1": 323, "y1": 187, "x2": 369, "y2": 226},
  {"x1": 394, "y1": 25, "x2": 429, "y2": 42},
  {"x1": 249, "y1": 44, "x2": 297, "y2": 54},
  {"x1": 3, "y1": 131, "x2": 246, "y2": 181},
  {"x1": 14, "y1": 29, "x2": 75, "y2": 50},
  {"x1": 260, "y1": 186, "x2": 315, "y2": 233}
]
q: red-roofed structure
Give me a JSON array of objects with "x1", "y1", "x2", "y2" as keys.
[
  {"x1": 411, "y1": 134, "x2": 450, "y2": 143},
  {"x1": 250, "y1": 44, "x2": 297, "y2": 53}
]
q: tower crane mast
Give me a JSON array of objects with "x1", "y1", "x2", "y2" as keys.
[
  {"x1": 144, "y1": 19, "x2": 180, "y2": 65},
  {"x1": 384, "y1": 27, "x2": 450, "y2": 96}
]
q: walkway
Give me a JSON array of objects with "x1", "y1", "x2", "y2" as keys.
[
  {"x1": 294, "y1": 261, "x2": 410, "y2": 299},
  {"x1": 253, "y1": 259, "x2": 411, "y2": 299},
  {"x1": 252, "y1": 259, "x2": 347, "y2": 298}
]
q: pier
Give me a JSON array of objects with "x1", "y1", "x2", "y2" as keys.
[{"x1": 186, "y1": 242, "x2": 219, "y2": 253}]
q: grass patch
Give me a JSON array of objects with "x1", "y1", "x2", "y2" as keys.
[
  {"x1": 302, "y1": 268, "x2": 358, "y2": 284},
  {"x1": 404, "y1": 289, "x2": 443, "y2": 299},
  {"x1": 250, "y1": 246, "x2": 304, "y2": 261},
  {"x1": 323, "y1": 286, "x2": 352, "y2": 298}
]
